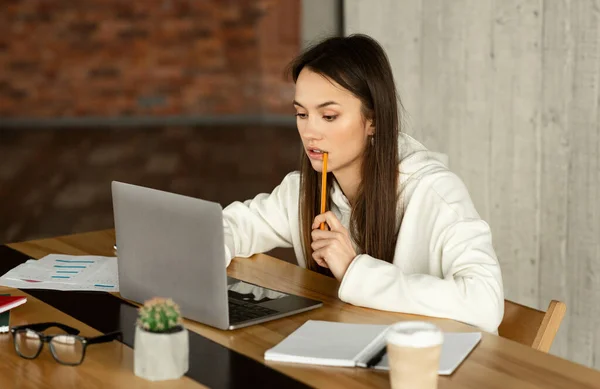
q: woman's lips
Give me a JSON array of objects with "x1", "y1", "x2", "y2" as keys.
[{"x1": 307, "y1": 148, "x2": 327, "y2": 160}]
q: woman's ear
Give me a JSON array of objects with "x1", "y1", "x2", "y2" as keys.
[
  {"x1": 366, "y1": 120, "x2": 375, "y2": 136},
  {"x1": 364, "y1": 116, "x2": 375, "y2": 136}
]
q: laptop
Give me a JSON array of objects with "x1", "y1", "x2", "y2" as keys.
[{"x1": 111, "y1": 181, "x2": 322, "y2": 330}]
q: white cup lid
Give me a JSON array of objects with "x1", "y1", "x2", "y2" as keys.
[{"x1": 386, "y1": 321, "x2": 443, "y2": 348}]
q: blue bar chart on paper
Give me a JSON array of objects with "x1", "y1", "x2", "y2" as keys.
[{"x1": 0, "y1": 254, "x2": 119, "y2": 292}]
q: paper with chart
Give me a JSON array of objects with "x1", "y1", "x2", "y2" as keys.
[{"x1": 0, "y1": 254, "x2": 119, "y2": 292}]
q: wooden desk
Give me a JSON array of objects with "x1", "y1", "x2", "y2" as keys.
[{"x1": 4, "y1": 230, "x2": 600, "y2": 389}]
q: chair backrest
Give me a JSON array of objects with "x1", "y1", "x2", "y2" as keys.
[{"x1": 498, "y1": 299, "x2": 567, "y2": 353}]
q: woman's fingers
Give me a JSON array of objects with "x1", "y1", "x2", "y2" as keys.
[
  {"x1": 311, "y1": 238, "x2": 335, "y2": 251},
  {"x1": 311, "y1": 228, "x2": 341, "y2": 241},
  {"x1": 312, "y1": 250, "x2": 329, "y2": 268},
  {"x1": 312, "y1": 211, "x2": 344, "y2": 231}
]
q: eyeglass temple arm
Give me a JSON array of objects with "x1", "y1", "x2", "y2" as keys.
[
  {"x1": 14, "y1": 322, "x2": 80, "y2": 335},
  {"x1": 86, "y1": 331, "x2": 123, "y2": 345}
]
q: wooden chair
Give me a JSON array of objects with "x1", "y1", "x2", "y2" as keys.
[{"x1": 498, "y1": 299, "x2": 567, "y2": 353}]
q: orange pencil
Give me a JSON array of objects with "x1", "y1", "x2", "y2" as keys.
[{"x1": 320, "y1": 152, "x2": 328, "y2": 230}]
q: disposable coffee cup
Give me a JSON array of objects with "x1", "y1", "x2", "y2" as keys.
[{"x1": 385, "y1": 321, "x2": 444, "y2": 389}]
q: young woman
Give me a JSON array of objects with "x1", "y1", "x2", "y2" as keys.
[{"x1": 221, "y1": 34, "x2": 504, "y2": 333}]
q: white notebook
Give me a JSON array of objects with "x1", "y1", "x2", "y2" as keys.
[{"x1": 264, "y1": 320, "x2": 481, "y2": 375}]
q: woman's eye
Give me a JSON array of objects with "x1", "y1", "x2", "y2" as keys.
[
  {"x1": 323, "y1": 115, "x2": 337, "y2": 122},
  {"x1": 295, "y1": 113, "x2": 307, "y2": 119}
]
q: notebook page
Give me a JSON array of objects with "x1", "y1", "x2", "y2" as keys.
[{"x1": 265, "y1": 320, "x2": 388, "y2": 367}]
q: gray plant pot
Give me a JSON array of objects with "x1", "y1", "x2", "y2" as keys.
[{"x1": 133, "y1": 325, "x2": 189, "y2": 381}]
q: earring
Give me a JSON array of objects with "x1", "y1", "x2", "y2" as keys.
[{"x1": 370, "y1": 136, "x2": 375, "y2": 146}]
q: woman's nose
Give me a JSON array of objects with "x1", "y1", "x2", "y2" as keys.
[{"x1": 298, "y1": 117, "x2": 323, "y2": 140}]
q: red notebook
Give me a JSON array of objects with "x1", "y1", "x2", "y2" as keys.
[{"x1": 0, "y1": 295, "x2": 27, "y2": 314}]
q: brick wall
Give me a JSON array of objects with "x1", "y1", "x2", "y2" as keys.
[{"x1": 0, "y1": 0, "x2": 300, "y2": 117}]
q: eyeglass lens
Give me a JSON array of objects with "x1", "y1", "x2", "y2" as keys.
[
  {"x1": 50, "y1": 335, "x2": 84, "y2": 364},
  {"x1": 14, "y1": 329, "x2": 42, "y2": 358}
]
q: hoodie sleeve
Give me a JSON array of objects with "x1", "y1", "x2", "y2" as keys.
[
  {"x1": 337, "y1": 175, "x2": 504, "y2": 333},
  {"x1": 222, "y1": 172, "x2": 299, "y2": 266}
]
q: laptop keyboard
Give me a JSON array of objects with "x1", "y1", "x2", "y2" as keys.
[{"x1": 228, "y1": 298, "x2": 278, "y2": 323}]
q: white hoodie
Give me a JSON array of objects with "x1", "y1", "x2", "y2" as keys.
[{"x1": 222, "y1": 133, "x2": 504, "y2": 333}]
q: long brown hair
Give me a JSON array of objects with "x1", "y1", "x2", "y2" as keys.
[{"x1": 288, "y1": 34, "x2": 402, "y2": 276}]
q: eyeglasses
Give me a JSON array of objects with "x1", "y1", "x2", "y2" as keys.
[{"x1": 10, "y1": 322, "x2": 122, "y2": 366}]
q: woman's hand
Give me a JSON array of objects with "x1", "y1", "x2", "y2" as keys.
[{"x1": 311, "y1": 211, "x2": 358, "y2": 281}]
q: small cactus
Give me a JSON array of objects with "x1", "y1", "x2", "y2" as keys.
[{"x1": 137, "y1": 297, "x2": 183, "y2": 333}]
